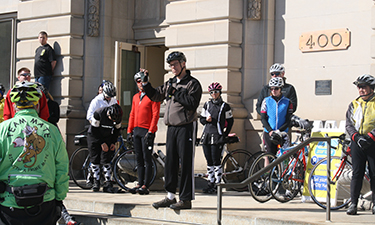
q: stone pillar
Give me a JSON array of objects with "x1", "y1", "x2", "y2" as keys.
[
  {"x1": 16, "y1": 0, "x2": 86, "y2": 154},
  {"x1": 165, "y1": 0, "x2": 247, "y2": 171}
]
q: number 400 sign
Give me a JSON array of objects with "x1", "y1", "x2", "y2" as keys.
[{"x1": 299, "y1": 28, "x2": 351, "y2": 52}]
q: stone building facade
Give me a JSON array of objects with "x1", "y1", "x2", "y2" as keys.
[{"x1": 0, "y1": 0, "x2": 374, "y2": 172}]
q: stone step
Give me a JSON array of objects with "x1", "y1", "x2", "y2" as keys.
[
  {"x1": 64, "y1": 183, "x2": 375, "y2": 225},
  {"x1": 64, "y1": 211, "x2": 193, "y2": 225}
]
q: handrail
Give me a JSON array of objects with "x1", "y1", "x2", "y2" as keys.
[{"x1": 216, "y1": 136, "x2": 334, "y2": 225}]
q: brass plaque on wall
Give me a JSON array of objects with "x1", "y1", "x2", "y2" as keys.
[
  {"x1": 315, "y1": 80, "x2": 332, "y2": 95},
  {"x1": 299, "y1": 28, "x2": 350, "y2": 52}
]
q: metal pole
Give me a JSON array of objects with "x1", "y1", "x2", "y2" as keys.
[
  {"x1": 326, "y1": 138, "x2": 331, "y2": 222},
  {"x1": 217, "y1": 185, "x2": 222, "y2": 225}
]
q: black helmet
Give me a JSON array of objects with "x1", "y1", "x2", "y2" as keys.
[
  {"x1": 102, "y1": 81, "x2": 116, "y2": 98},
  {"x1": 107, "y1": 104, "x2": 123, "y2": 123},
  {"x1": 166, "y1": 51, "x2": 186, "y2": 64},
  {"x1": 353, "y1": 74, "x2": 375, "y2": 88}
]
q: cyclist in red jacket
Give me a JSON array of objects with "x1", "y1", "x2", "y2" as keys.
[{"x1": 127, "y1": 72, "x2": 160, "y2": 195}]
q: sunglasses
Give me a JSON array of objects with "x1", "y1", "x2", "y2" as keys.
[
  {"x1": 136, "y1": 79, "x2": 142, "y2": 83},
  {"x1": 210, "y1": 90, "x2": 220, "y2": 94},
  {"x1": 270, "y1": 87, "x2": 280, "y2": 91},
  {"x1": 271, "y1": 72, "x2": 281, "y2": 76},
  {"x1": 357, "y1": 85, "x2": 368, "y2": 89},
  {"x1": 20, "y1": 73, "x2": 31, "y2": 77},
  {"x1": 169, "y1": 62, "x2": 180, "y2": 68}
]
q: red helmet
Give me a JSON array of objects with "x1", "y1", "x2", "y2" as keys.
[{"x1": 208, "y1": 82, "x2": 222, "y2": 92}]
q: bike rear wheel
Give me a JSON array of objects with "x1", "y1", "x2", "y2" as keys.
[
  {"x1": 248, "y1": 152, "x2": 276, "y2": 203},
  {"x1": 221, "y1": 149, "x2": 256, "y2": 191},
  {"x1": 308, "y1": 156, "x2": 351, "y2": 210},
  {"x1": 113, "y1": 149, "x2": 157, "y2": 191},
  {"x1": 69, "y1": 147, "x2": 92, "y2": 189}
]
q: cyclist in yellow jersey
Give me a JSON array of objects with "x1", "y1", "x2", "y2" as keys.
[{"x1": 345, "y1": 74, "x2": 375, "y2": 215}]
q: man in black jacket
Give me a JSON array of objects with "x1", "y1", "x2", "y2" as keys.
[
  {"x1": 87, "y1": 104, "x2": 123, "y2": 192},
  {"x1": 141, "y1": 51, "x2": 202, "y2": 210},
  {"x1": 256, "y1": 63, "x2": 298, "y2": 115}
]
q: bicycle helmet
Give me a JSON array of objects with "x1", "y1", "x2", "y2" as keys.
[
  {"x1": 208, "y1": 82, "x2": 222, "y2": 92},
  {"x1": 107, "y1": 104, "x2": 123, "y2": 123},
  {"x1": 166, "y1": 51, "x2": 186, "y2": 63},
  {"x1": 353, "y1": 74, "x2": 375, "y2": 88},
  {"x1": 102, "y1": 81, "x2": 116, "y2": 98},
  {"x1": 10, "y1": 81, "x2": 42, "y2": 108},
  {"x1": 134, "y1": 72, "x2": 145, "y2": 82},
  {"x1": 269, "y1": 63, "x2": 285, "y2": 74},
  {"x1": 268, "y1": 77, "x2": 284, "y2": 88},
  {"x1": 34, "y1": 82, "x2": 45, "y2": 93}
]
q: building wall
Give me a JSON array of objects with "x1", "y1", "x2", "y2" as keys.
[
  {"x1": 16, "y1": 0, "x2": 86, "y2": 154},
  {"x1": 245, "y1": 0, "x2": 375, "y2": 154},
  {"x1": 277, "y1": 1, "x2": 374, "y2": 121},
  {"x1": 3, "y1": 0, "x2": 375, "y2": 172}
]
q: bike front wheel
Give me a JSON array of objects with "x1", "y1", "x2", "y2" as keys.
[
  {"x1": 269, "y1": 156, "x2": 302, "y2": 203},
  {"x1": 308, "y1": 156, "x2": 351, "y2": 210},
  {"x1": 248, "y1": 152, "x2": 276, "y2": 203},
  {"x1": 69, "y1": 147, "x2": 92, "y2": 189},
  {"x1": 221, "y1": 149, "x2": 255, "y2": 191},
  {"x1": 113, "y1": 149, "x2": 157, "y2": 191}
]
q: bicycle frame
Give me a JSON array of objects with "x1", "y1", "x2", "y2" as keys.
[{"x1": 279, "y1": 147, "x2": 307, "y2": 184}]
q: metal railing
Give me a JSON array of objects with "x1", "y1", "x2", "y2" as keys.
[{"x1": 217, "y1": 136, "x2": 334, "y2": 225}]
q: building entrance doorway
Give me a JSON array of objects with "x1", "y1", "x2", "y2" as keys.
[{"x1": 114, "y1": 42, "x2": 167, "y2": 126}]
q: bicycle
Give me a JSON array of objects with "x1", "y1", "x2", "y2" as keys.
[
  {"x1": 248, "y1": 152, "x2": 277, "y2": 202},
  {"x1": 195, "y1": 134, "x2": 261, "y2": 192},
  {"x1": 268, "y1": 130, "x2": 311, "y2": 203},
  {"x1": 113, "y1": 142, "x2": 165, "y2": 191},
  {"x1": 69, "y1": 127, "x2": 161, "y2": 191},
  {"x1": 219, "y1": 135, "x2": 262, "y2": 192},
  {"x1": 308, "y1": 134, "x2": 372, "y2": 210},
  {"x1": 248, "y1": 128, "x2": 312, "y2": 203}
]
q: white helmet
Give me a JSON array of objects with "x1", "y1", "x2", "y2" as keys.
[
  {"x1": 102, "y1": 81, "x2": 116, "y2": 98},
  {"x1": 353, "y1": 74, "x2": 375, "y2": 88},
  {"x1": 269, "y1": 63, "x2": 285, "y2": 74},
  {"x1": 269, "y1": 77, "x2": 284, "y2": 88}
]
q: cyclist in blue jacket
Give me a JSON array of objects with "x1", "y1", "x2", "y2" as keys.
[{"x1": 260, "y1": 77, "x2": 293, "y2": 156}]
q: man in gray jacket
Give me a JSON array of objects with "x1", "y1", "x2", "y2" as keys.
[{"x1": 141, "y1": 51, "x2": 202, "y2": 210}]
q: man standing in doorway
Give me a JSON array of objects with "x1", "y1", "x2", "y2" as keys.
[
  {"x1": 34, "y1": 31, "x2": 56, "y2": 90},
  {"x1": 141, "y1": 51, "x2": 202, "y2": 210}
]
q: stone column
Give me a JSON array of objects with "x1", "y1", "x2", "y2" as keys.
[{"x1": 16, "y1": 0, "x2": 85, "y2": 153}]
